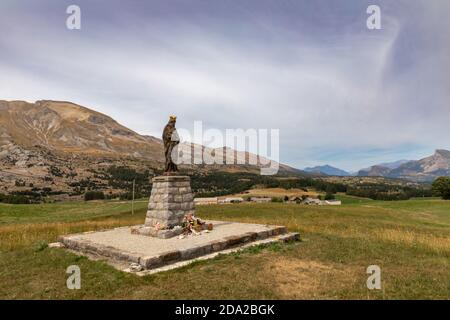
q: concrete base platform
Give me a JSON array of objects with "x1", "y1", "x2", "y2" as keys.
[
  {"x1": 58, "y1": 220, "x2": 300, "y2": 273},
  {"x1": 130, "y1": 224, "x2": 184, "y2": 239}
]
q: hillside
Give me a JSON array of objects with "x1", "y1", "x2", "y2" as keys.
[
  {"x1": 0, "y1": 100, "x2": 300, "y2": 196},
  {"x1": 304, "y1": 165, "x2": 350, "y2": 176},
  {"x1": 0, "y1": 100, "x2": 164, "y2": 159},
  {"x1": 357, "y1": 165, "x2": 392, "y2": 177},
  {"x1": 358, "y1": 150, "x2": 450, "y2": 182}
]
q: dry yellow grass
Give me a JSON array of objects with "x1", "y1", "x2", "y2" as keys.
[
  {"x1": 376, "y1": 228, "x2": 450, "y2": 254},
  {"x1": 0, "y1": 198, "x2": 449, "y2": 299},
  {"x1": 297, "y1": 223, "x2": 450, "y2": 255},
  {"x1": 0, "y1": 216, "x2": 143, "y2": 251},
  {"x1": 260, "y1": 257, "x2": 360, "y2": 299},
  {"x1": 227, "y1": 187, "x2": 319, "y2": 199}
]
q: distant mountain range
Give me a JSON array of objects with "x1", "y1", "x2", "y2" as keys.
[
  {"x1": 0, "y1": 100, "x2": 300, "y2": 194},
  {"x1": 304, "y1": 165, "x2": 350, "y2": 176},
  {"x1": 305, "y1": 150, "x2": 450, "y2": 182},
  {"x1": 359, "y1": 160, "x2": 411, "y2": 171},
  {"x1": 1, "y1": 99, "x2": 448, "y2": 197},
  {"x1": 357, "y1": 150, "x2": 450, "y2": 182}
]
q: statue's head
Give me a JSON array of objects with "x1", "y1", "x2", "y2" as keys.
[{"x1": 169, "y1": 115, "x2": 177, "y2": 123}]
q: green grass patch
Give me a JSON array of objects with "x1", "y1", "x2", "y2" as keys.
[{"x1": 0, "y1": 198, "x2": 448, "y2": 299}]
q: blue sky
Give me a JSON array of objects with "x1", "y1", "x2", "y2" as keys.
[{"x1": 0, "y1": 0, "x2": 449, "y2": 171}]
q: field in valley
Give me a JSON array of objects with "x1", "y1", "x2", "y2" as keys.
[
  {"x1": 0, "y1": 196, "x2": 448, "y2": 299},
  {"x1": 227, "y1": 187, "x2": 319, "y2": 199}
]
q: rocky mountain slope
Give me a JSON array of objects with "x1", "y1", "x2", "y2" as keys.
[
  {"x1": 357, "y1": 165, "x2": 392, "y2": 177},
  {"x1": 0, "y1": 100, "x2": 164, "y2": 160},
  {"x1": 304, "y1": 165, "x2": 350, "y2": 176},
  {"x1": 0, "y1": 100, "x2": 300, "y2": 196},
  {"x1": 358, "y1": 150, "x2": 450, "y2": 182},
  {"x1": 359, "y1": 160, "x2": 411, "y2": 173}
]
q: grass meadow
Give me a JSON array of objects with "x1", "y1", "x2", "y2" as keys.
[{"x1": 0, "y1": 195, "x2": 448, "y2": 299}]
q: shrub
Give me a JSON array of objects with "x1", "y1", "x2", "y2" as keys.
[
  {"x1": 119, "y1": 192, "x2": 144, "y2": 201},
  {"x1": 3, "y1": 195, "x2": 31, "y2": 204},
  {"x1": 84, "y1": 191, "x2": 105, "y2": 201},
  {"x1": 14, "y1": 180, "x2": 26, "y2": 187},
  {"x1": 324, "y1": 193, "x2": 335, "y2": 200},
  {"x1": 432, "y1": 177, "x2": 450, "y2": 200},
  {"x1": 34, "y1": 240, "x2": 48, "y2": 252}
]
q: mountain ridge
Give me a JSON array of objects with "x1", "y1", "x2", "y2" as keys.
[
  {"x1": 0, "y1": 100, "x2": 163, "y2": 159},
  {"x1": 0, "y1": 99, "x2": 302, "y2": 195},
  {"x1": 304, "y1": 164, "x2": 350, "y2": 176},
  {"x1": 357, "y1": 150, "x2": 450, "y2": 182},
  {"x1": 305, "y1": 153, "x2": 450, "y2": 182}
]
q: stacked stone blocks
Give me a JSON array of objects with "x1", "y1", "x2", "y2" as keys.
[{"x1": 144, "y1": 175, "x2": 195, "y2": 229}]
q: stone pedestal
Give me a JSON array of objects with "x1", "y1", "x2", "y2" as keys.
[{"x1": 131, "y1": 175, "x2": 195, "y2": 238}]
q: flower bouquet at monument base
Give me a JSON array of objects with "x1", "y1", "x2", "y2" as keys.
[{"x1": 181, "y1": 213, "x2": 213, "y2": 235}]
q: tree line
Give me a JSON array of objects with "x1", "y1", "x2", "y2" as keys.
[{"x1": 189, "y1": 172, "x2": 432, "y2": 201}]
